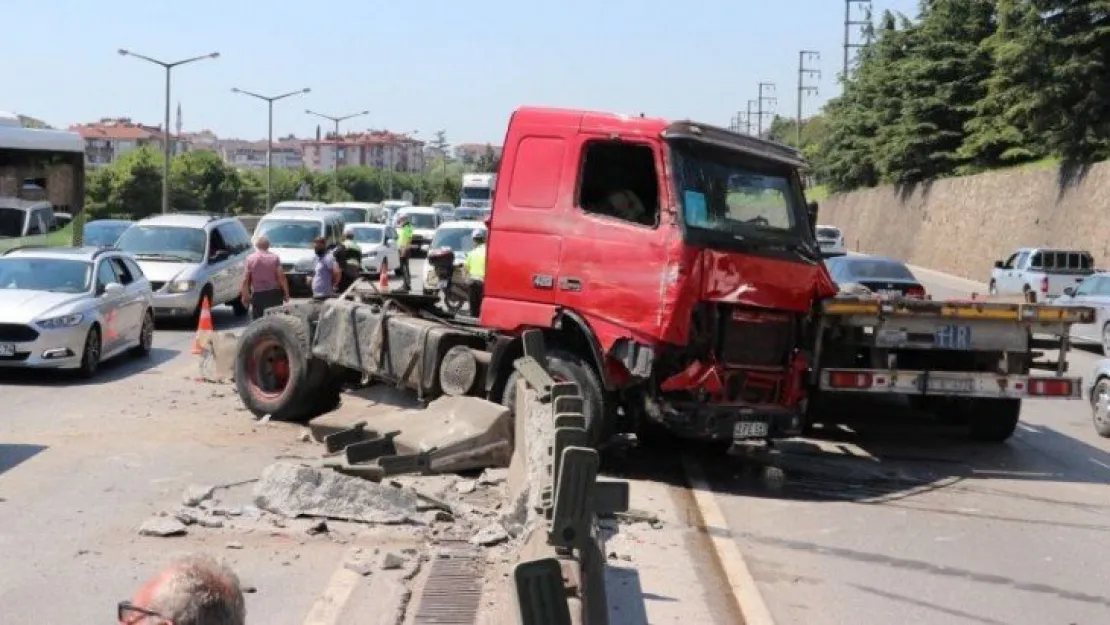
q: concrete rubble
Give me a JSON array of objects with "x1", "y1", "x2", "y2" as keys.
[{"x1": 253, "y1": 462, "x2": 421, "y2": 525}]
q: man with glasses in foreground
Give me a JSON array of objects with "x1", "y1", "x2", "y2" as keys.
[{"x1": 119, "y1": 553, "x2": 245, "y2": 624}]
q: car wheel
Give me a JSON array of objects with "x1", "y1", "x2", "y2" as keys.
[
  {"x1": 1100, "y1": 324, "x2": 1110, "y2": 356},
  {"x1": 130, "y1": 310, "x2": 154, "y2": 357},
  {"x1": 78, "y1": 326, "x2": 102, "y2": 379}
]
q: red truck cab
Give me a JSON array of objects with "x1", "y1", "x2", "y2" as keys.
[{"x1": 481, "y1": 107, "x2": 837, "y2": 445}]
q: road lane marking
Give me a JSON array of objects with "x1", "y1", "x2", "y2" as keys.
[
  {"x1": 682, "y1": 455, "x2": 777, "y2": 625},
  {"x1": 301, "y1": 547, "x2": 363, "y2": 625},
  {"x1": 1089, "y1": 458, "x2": 1110, "y2": 471},
  {"x1": 1018, "y1": 423, "x2": 1039, "y2": 433}
]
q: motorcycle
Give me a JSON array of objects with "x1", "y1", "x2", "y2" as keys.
[{"x1": 426, "y1": 247, "x2": 469, "y2": 313}]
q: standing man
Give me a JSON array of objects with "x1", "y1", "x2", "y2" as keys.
[
  {"x1": 464, "y1": 228, "x2": 487, "y2": 316},
  {"x1": 336, "y1": 229, "x2": 363, "y2": 292},
  {"x1": 395, "y1": 214, "x2": 414, "y2": 291},
  {"x1": 241, "y1": 234, "x2": 289, "y2": 320},
  {"x1": 311, "y1": 236, "x2": 342, "y2": 301}
]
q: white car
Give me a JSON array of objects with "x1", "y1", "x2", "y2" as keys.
[
  {"x1": 395, "y1": 206, "x2": 441, "y2": 256},
  {"x1": 344, "y1": 223, "x2": 402, "y2": 277},
  {"x1": 422, "y1": 220, "x2": 488, "y2": 291},
  {"x1": 816, "y1": 225, "x2": 847, "y2": 257}
]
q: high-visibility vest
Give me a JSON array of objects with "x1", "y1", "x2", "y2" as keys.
[{"x1": 465, "y1": 244, "x2": 487, "y2": 280}]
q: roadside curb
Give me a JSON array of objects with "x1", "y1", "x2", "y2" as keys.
[{"x1": 681, "y1": 456, "x2": 776, "y2": 625}]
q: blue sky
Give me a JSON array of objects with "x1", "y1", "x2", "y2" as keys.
[{"x1": 5, "y1": 0, "x2": 919, "y2": 144}]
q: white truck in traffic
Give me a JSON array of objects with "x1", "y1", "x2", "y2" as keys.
[
  {"x1": 989, "y1": 247, "x2": 1095, "y2": 302},
  {"x1": 459, "y1": 173, "x2": 495, "y2": 211}
]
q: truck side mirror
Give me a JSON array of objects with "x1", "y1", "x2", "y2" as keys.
[{"x1": 994, "y1": 260, "x2": 1004, "y2": 269}]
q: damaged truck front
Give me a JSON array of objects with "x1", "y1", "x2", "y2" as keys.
[{"x1": 232, "y1": 107, "x2": 836, "y2": 451}]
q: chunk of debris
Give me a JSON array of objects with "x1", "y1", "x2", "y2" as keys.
[
  {"x1": 182, "y1": 484, "x2": 215, "y2": 507},
  {"x1": 225, "y1": 542, "x2": 244, "y2": 550},
  {"x1": 306, "y1": 520, "x2": 329, "y2": 535},
  {"x1": 197, "y1": 516, "x2": 225, "y2": 529},
  {"x1": 455, "y1": 479, "x2": 478, "y2": 495},
  {"x1": 253, "y1": 463, "x2": 422, "y2": 525},
  {"x1": 299, "y1": 429, "x2": 314, "y2": 443},
  {"x1": 477, "y1": 468, "x2": 508, "y2": 486},
  {"x1": 470, "y1": 523, "x2": 509, "y2": 547},
  {"x1": 344, "y1": 557, "x2": 375, "y2": 576},
  {"x1": 615, "y1": 509, "x2": 659, "y2": 525},
  {"x1": 211, "y1": 504, "x2": 243, "y2": 518},
  {"x1": 379, "y1": 551, "x2": 406, "y2": 570},
  {"x1": 173, "y1": 508, "x2": 199, "y2": 526},
  {"x1": 139, "y1": 517, "x2": 187, "y2": 538}
]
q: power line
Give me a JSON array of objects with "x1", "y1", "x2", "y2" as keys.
[
  {"x1": 843, "y1": 0, "x2": 873, "y2": 82},
  {"x1": 797, "y1": 50, "x2": 821, "y2": 146},
  {"x1": 757, "y1": 83, "x2": 776, "y2": 137}
]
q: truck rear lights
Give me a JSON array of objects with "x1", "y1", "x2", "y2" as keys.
[
  {"x1": 1027, "y1": 378, "x2": 1073, "y2": 397},
  {"x1": 1040, "y1": 276, "x2": 1049, "y2": 294},
  {"x1": 827, "y1": 371, "x2": 873, "y2": 389}
]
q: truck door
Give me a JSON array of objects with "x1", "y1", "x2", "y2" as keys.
[
  {"x1": 1002, "y1": 251, "x2": 1029, "y2": 293},
  {"x1": 556, "y1": 137, "x2": 669, "y2": 339}
]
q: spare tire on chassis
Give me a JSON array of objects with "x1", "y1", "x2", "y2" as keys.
[{"x1": 235, "y1": 313, "x2": 345, "y2": 423}]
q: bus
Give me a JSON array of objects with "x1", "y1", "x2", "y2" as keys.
[{"x1": 0, "y1": 111, "x2": 85, "y2": 250}]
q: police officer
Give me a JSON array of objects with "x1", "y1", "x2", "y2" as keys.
[
  {"x1": 464, "y1": 228, "x2": 487, "y2": 316},
  {"x1": 395, "y1": 214, "x2": 414, "y2": 291}
]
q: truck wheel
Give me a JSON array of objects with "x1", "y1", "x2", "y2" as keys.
[
  {"x1": 966, "y1": 398, "x2": 1022, "y2": 442},
  {"x1": 500, "y1": 350, "x2": 608, "y2": 448},
  {"x1": 302, "y1": 360, "x2": 346, "y2": 415},
  {"x1": 1090, "y1": 377, "x2": 1110, "y2": 438},
  {"x1": 988, "y1": 280, "x2": 998, "y2": 296},
  {"x1": 235, "y1": 314, "x2": 317, "y2": 422}
]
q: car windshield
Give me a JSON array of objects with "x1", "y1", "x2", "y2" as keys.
[
  {"x1": 348, "y1": 227, "x2": 384, "y2": 244},
  {"x1": 461, "y1": 187, "x2": 491, "y2": 201},
  {"x1": 0, "y1": 207, "x2": 26, "y2": 237},
  {"x1": 332, "y1": 208, "x2": 369, "y2": 224},
  {"x1": 404, "y1": 213, "x2": 437, "y2": 229},
  {"x1": 116, "y1": 225, "x2": 207, "y2": 262},
  {"x1": 670, "y1": 139, "x2": 805, "y2": 238},
  {"x1": 837, "y1": 259, "x2": 915, "y2": 281},
  {"x1": 84, "y1": 222, "x2": 131, "y2": 247},
  {"x1": 0, "y1": 258, "x2": 92, "y2": 293},
  {"x1": 816, "y1": 227, "x2": 841, "y2": 239},
  {"x1": 431, "y1": 228, "x2": 482, "y2": 253},
  {"x1": 255, "y1": 220, "x2": 322, "y2": 248}
]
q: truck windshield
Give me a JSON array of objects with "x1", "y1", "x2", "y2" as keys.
[
  {"x1": 461, "y1": 187, "x2": 491, "y2": 201},
  {"x1": 669, "y1": 139, "x2": 807, "y2": 240}
]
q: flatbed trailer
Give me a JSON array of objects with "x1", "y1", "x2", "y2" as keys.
[{"x1": 811, "y1": 294, "x2": 1095, "y2": 441}]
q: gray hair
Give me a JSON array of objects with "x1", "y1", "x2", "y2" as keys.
[
  {"x1": 148, "y1": 554, "x2": 246, "y2": 625},
  {"x1": 255, "y1": 235, "x2": 270, "y2": 251}
]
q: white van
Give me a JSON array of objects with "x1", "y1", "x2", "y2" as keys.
[
  {"x1": 395, "y1": 206, "x2": 441, "y2": 256},
  {"x1": 253, "y1": 211, "x2": 345, "y2": 294},
  {"x1": 327, "y1": 201, "x2": 383, "y2": 225}
]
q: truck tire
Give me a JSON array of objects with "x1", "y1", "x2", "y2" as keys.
[
  {"x1": 235, "y1": 314, "x2": 319, "y2": 422},
  {"x1": 302, "y1": 360, "x2": 346, "y2": 415},
  {"x1": 500, "y1": 350, "x2": 608, "y2": 448},
  {"x1": 966, "y1": 397, "x2": 1022, "y2": 442}
]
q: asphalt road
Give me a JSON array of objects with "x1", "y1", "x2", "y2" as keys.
[
  {"x1": 706, "y1": 263, "x2": 1110, "y2": 625},
  {"x1": 0, "y1": 259, "x2": 430, "y2": 624}
]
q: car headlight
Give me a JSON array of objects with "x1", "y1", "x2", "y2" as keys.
[
  {"x1": 36, "y1": 312, "x2": 85, "y2": 329},
  {"x1": 167, "y1": 280, "x2": 196, "y2": 293}
]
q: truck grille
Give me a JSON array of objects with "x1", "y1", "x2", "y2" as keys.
[
  {"x1": 719, "y1": 308, "x2": 794, "y2": 367},
  {"x1": 0, "y1": 323, "x2": 40, "y2": 342}
]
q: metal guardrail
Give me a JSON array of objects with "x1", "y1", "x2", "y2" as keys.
[{"x1": 511, "y1": 330, "x2": 630, "y2": 625}]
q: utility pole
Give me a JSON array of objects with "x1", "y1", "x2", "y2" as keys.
[
  {"x1": 306, "y1": 109, "x2": 370, "y2": 141},
  {"x1": 231, "y1": 87, "x2": 311, "y2": 211},
  {"x1": 843, "y1": 0, "x2": 873, "y2": 82},
  {"x1": 745, "y1": 100, "x2": 756, "y2": 135},
  {"x1": 756, "y1": 83, "x2": 776, "y2": 137},
  {"x1": 797, "y1": 50, "x2": 821, "y2": 146}
]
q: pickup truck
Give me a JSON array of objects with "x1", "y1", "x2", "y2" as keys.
[
  {"x1": 230, "y1": 106, "x2": 1097, "y2": 455},
  {"x1": 989, "y1": 247, "x2": 1095, "y2": 302}
]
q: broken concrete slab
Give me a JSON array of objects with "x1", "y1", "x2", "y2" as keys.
[
  {"x1": 253, "y1": 462, "x2": 422, "y2": 525},
  {"x1": 198, "y1": 331, "x2": 240, "y2": 383},
  {"x1": 470, "y1": 523, "x2": 509, "y2": 547},
  {"x1": 139, "y1": 517, "x2": 187, "y2": 537},
  {"x1": 478, "y1": 468, "x2": 508, "y2": 486},
  {"x1": 182, "y1": 484, "x2": 215, "y2": 507},
  {"x1": 379, "y1": 551, "x2": 405, "y2": 570},
  {"x1": 455, "y1": 479, "x2": 477, "y2": 494}
]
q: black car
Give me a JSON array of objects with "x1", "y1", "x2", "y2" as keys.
[
  {"x1": 825, "y1": 255, "x2": 927, "y2": 298},
  {"x1": 82, "y1": 219, "x2": 134, "y2": 248}
]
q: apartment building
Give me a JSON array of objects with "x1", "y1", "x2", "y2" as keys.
[
  {"x1": 70, "y1": 118, "x2": 189, "y2": 167},
  {"x1": 301, "y1": 131, "x2": 425, "y2": 173},
  {"x1": 453, "y1": 143, "x2": 502, "y2": 164}
]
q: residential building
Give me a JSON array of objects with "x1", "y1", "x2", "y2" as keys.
[
  {"x1": 454, "y1": 143, "x2": 502, "y2": 165},
  {"x1": 70, "y1": 117, "x2": 189, "y2": 167},
  {"x1": 301, "y1": 131, "x2": 425, "y2": 173},
  {"x1": 219, "y1": 139, "x2": 304, "y2": 170}
]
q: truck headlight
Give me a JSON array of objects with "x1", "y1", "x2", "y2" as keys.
[
  {"x1": 167, "y1": 280, "x2": 196, "y2": 293},
  {"x1": 36, "y1": 312, "x2": 85, "y2": 329}
]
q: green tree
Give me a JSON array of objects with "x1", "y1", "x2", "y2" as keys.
[
  {"x1": 107, "y1": 146, "x2": 163, "y2": 219},
  {"x1": 474, "y1": 144, "x2": 499, "y2": 172},
  {"x1": 170, "y1": 150, "x2": 241, "y2": 214}
]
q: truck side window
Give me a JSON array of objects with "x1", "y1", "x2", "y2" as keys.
[
  {"x1": 1014, "y1": 252, "x2": 1029, "y2": 268},
  {"x1": 1002, "y1": 253, "x2": 1018, "y2": 269},
  {"x1": 577, "y1": 141, "x2": 660, "y2": 228},
  {"x1": 1029, "y1": 252, "x2": 1043, "y2": 269}
]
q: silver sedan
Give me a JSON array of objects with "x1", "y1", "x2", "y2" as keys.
[{"x1": 0, "y1": 246, "x2": 155, "y2": 378}]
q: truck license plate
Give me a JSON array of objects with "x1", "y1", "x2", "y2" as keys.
[
  {"x1": 935, "y1": 324, "x2": 972, "y2": 350},
  {"x1": 734, "y1": 420, "x2": 770, "y2": 439},
  {"x1": 928, "y1": 377, "x2": 975, "y2": 393},
  {"x1": 0, "y1": 343, "x2": 15, "y2": 357}
]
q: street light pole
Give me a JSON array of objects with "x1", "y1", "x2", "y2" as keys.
[
  {"x1": 231, "y1": 87, "x2": 311, "y2": 211},
  {"x1": 118, "y1": 49, "x2": 219, "y2": 214},
  {"x1": 305, "y1": 110, "x2": 370, "y2": 172}
]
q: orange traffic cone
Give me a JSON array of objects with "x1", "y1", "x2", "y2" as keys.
[
  {"x1": 192, "y1": 296, "x2": 215, "y2": 355},
  {"x1": 379, "y1": 264, "x2": 390, "y2": 291}
]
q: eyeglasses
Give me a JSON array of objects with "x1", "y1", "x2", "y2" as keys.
[{"x1": 118, "y1": 600, "x2": 169, "y2": 623}]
